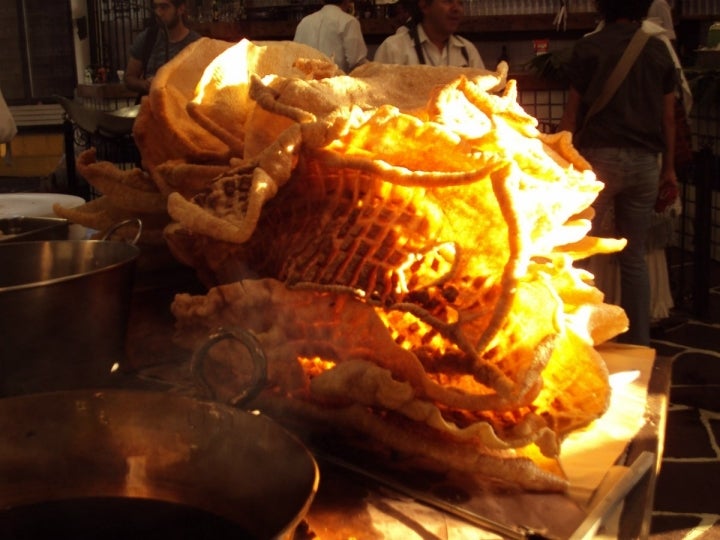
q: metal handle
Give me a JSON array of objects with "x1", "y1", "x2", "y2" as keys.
[
  {"x1": 191, "y1": 327, "x2": 268, "y2": 408},
  {"x1": 100, "y1": 218, "x2": 143, "y2": 245}
]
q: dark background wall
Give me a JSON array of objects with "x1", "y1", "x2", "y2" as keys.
[{"x1": 0, "y1": 0, "x2": 76, "y2": 103}]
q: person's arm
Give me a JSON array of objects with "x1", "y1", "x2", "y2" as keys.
[
  {"x1": 343, "y1": 18, "x2": 368, "y2": 72},
  {"x1": 373, "y1": 39, "x2": 392, "y2": 63},
  {"x1": 372, "y1": 35, "x2": 408, "y2": 64},
  {"x1": 124, "y1": 56, "x2": 151, "y2": 94},
  {"x1": 660, "y1": 90, "x2": 678, "y2": 185},
  {"x1": 557, "y1": 86, "x2": 582, "y2": 134}
]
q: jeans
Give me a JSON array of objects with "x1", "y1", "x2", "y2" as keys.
[{"x1": 582, "y1": 147, "x2": 659, "y2": 346}]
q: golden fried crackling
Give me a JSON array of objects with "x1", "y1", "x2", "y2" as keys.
[
  {"x1": 52, "y1": 196, "x2": 164, "y2": 236},
  {"x1": 133, "y1": 38, "x2": 235, "y2": 171},
  {"x1": 174, "y1": 279, "x2": 531, "y2": 412},
  {"x1": 531, "y1": 330, "x2": 612, "y2": 435},
  {"x1": 294, "y1": 57, "x2": 344, "y2": 79},
  {"x1": 172, "y1": 281, "x2": 569, "y2": 491},
  {"x1": 250, "y1": 391, "x2": 569, "y2": 492},
  {"x1": 241, "y1": 61, "x2": 507, "y2": 160},
  {"x1": 166, "y1": 123, "x2": 302, "y2": 244},
  {"x1": 74, "y1": 149, "x2": 166, "y2": 214},
  {"x1": 52, "y1": 196, "x2": 115, "y2": 232},
  {"x1": 187, "y1": 40, "x2": 340, "y2": 157},
  {"x1": 165, "y1": 71, "x2": 615, "y2": 405},
  {"x1": 539, "y1": 130, "x2": 593, "y2": 172},
  {"x1": 164, "y1": 222, "x2": 259, "y2": 287},
  {"x1": 151, "y1": 160, "x2": 230, "y2": 199},
  {"x1": 104, "y1": 38, "x2": 630, "y2": 491},
  {"x1": 573, "y1": 302, "x2": 629, "y2": 346},
  {"x1": 172, "y1": 280, "x2": 562, "y2": 456}
]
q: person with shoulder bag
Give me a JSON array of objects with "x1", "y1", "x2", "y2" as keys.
[
  {"x1": 557, "y1": 0, "x2": 678, "y2": 346},
  {"x1": 373, "y1": 0, "x2": 484, "y2": 67},
  {"x1": 124, "y1": 0, "x2": 201, "y2": 98}
]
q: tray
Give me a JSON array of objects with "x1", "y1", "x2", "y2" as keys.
[{"x1": 0, "y1": 216, "x2": 69, "y2": 243}]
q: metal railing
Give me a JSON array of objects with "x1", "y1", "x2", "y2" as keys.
[{"x1": 87, "y1": 0, "x2": 151, "y2": 81}]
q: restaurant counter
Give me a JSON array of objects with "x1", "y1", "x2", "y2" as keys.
[
  {"x1": 75, "y1": 83, "x2": 138, "y2": 111},
  {"x1": 115, "y1": 270, "x2": 671, "y2": 539}
]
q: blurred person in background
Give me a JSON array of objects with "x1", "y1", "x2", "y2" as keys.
[
  {"x1": 125, "y1": 0, "x2": 201, "y2": 96},
  {"x1": 293, "y1": 0, "x2": 368, "y2": 73},
  {"x1": 646, "y1": 0, "x2": 676, "y2": 43},
  {"x1": 557, "y1": 0, "x2": 678, "y2": 345},
  {"x1": 0, "y1": 87, "x2": 17, "y2": 165},
  {"x1": 386, "y1": 0, "x2": 415, "y2": 32},
  {"x1": 373, "y1": 0, "x2": 484, "y2": 67}
]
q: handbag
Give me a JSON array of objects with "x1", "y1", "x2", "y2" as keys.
[{"x1": 0, "y1": 88, "x2": 17, "y2": 144}]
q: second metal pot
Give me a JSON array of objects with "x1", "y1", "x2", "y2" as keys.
[{"x1": 0, "y1": 239, "x2": 140, "y2": 396}]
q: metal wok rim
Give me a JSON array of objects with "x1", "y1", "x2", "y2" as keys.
[
  {"x1": 0, "y1": 239, "x2": 140, "y2": 293},
  {"x1": 0, "y1": 389, "x2": 320, "y2": 538}
]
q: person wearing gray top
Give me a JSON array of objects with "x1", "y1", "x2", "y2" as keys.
[
  {"x1": 125, "y1": 0, "x2": 201, "y2": 96},
  {"x1": 558, "y1": 0, "x2": 678, "y2": 345}
]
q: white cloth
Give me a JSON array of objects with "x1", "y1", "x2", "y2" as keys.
[
  {"x1": 647, "y1": 0, "x2": 676, "y2": 41},
  {"x1": 293, "y1": 4, "x2": 368, "y2": 73},
  {"x1": 588, "y1": 250, "x2": 675, "y2": 321},
  {"x1": 373, "y1": 23, "x2": 484, "y2": 68},
  {"x1": 642, "y1": 20, "x2": 692, "y2": 113},
  {"x1": 648, "y1": 248, "x2": 674, "y2": 320}
]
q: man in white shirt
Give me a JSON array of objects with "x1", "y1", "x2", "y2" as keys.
[
  {"x1": 293, "y1": 0, "x2": 369, "y2": 73},
  {"x1": 373, "y1": 0, "x2": 484, "y2": 67}
]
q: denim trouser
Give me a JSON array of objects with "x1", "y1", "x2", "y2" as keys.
[{"x1": 582, "y1": 147, "x2": 660, "y2": 346}]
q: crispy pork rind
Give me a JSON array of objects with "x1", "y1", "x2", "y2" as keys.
[
  {"x1": 53, "y1": 149, "x2": 170, "y2": 245},
  {"x1": 187, "y1": 40, "x2": 341, "y2": 159},
  {"x1": 134, "y1": 38, "x2": 236, "y2": 171},
  {"x1": 52, "y1": 37, "x2": 630, "y2": 492},
  {"x1": 172, "y1": 279, "x2": 570, "y2": 492},
  {"x1": 160, "y1": 49, "x2": 630, "y2": 492}
]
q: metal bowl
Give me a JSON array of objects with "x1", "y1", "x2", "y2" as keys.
[
  {"x1": 0, "y1": 390, "x2": 318, "y2": 539},
  {"x1": 0, "y1": 239, "x2": 139, "y2": 396}
]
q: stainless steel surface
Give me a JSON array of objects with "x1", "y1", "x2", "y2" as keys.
[
  {"x1": 0, "y1": 240, "x2": 140, "y2": 396},
  {"x1": 0, "y1": 216, "x2": 69, "y2": 243},
  {"x1": 316, "y1": 452, "x2": 552, "y2": 540},
  {"x1": 0, "y1": 390, "x2": 319, "y2": 539}
]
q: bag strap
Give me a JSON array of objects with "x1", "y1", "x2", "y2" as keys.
[
  {"x1": 408, "y1": 25, "x2": 426, "y2": 65},
  {"x1": 135, "y1": 22, "x2": 162, "y2": 103},
  {"x1": 582, "y1": 28, "x2": 651, "y2": 128},
  {"x1": 139, "y1": 23, "x2": 161, "y2": 79}
]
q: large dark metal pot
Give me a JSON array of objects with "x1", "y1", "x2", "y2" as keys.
[
  {"x1": 0, "y1": 238, "x2": 139, "y2": 396},
  {"x1": 0, "y1": 390, "x2": 318, "y2": 539}
]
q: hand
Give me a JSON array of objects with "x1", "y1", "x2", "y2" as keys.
[
  {"x1": 655, "y1": 170, "x2": 680, "y2": 213},
  {"x1": 659, "y1": 167, "x2": 678, "y2": 187}
]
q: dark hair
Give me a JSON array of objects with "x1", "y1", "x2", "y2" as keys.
[
  {"x1": 402, "y1": 0, "x2": 421, "y2": 25},
  {"x1": 595, "y1": 0, "x2": 652, "y2": 22}
]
